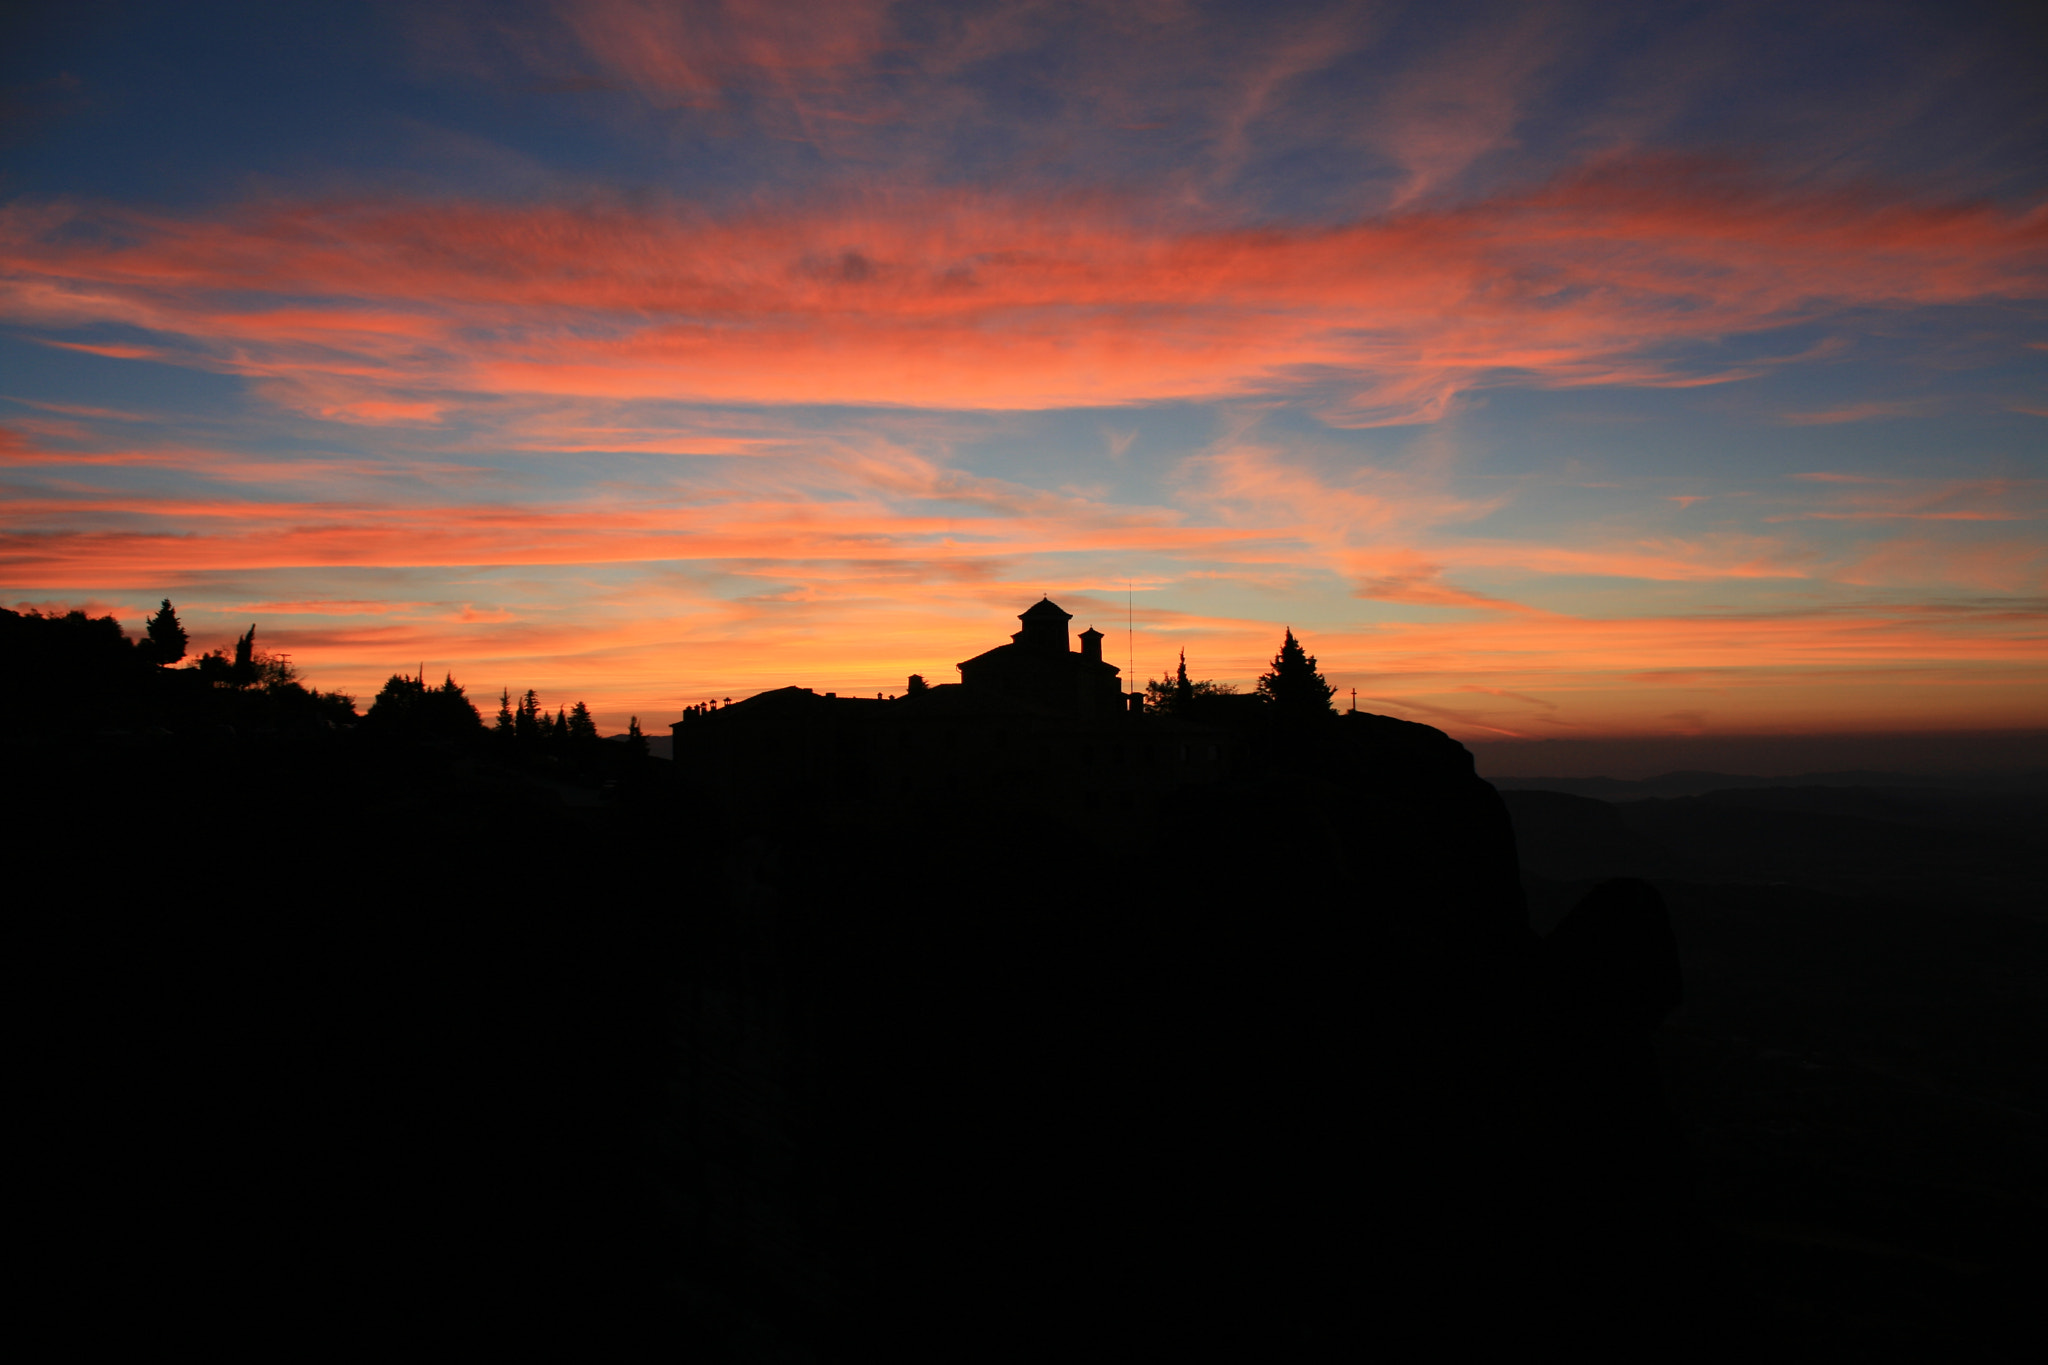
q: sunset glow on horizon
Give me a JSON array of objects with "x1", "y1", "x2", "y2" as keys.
[{"x1": 5, "y1": 1, "x2": 2043, "y2": 739}]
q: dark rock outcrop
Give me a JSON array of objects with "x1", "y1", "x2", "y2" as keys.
[{"x1": 668, "y1": 704, "x2": 1710, "y2": 1356}]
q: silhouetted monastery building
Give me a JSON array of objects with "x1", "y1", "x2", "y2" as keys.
[
  {"x1": 957, "y1": 596, "x2": 1124, "y2": 717},
  {"x1": 671, "y1": 597, "x2": 1228, "y2": 818}
]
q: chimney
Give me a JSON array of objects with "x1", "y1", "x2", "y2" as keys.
[{"x1": 1079, "y1": 626, "x2": 1104, "y2": 662}]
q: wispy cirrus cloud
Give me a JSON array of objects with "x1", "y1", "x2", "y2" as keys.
[
  {"x1": 5, "y1": 0, "x2": 2043, "y2": 737},
  {"x1": 5, "y1": 162, "x2": 2040, "y2": 430},
  {"x1": 1764, "y1": 476, "x2": 2044, "y2": 526},
  {"x1": 1781, "y1": 399, "x2": 1941, "y2": 425}
]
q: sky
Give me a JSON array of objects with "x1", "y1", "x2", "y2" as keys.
[{"x1": 3, "y1": 0, "x2": 2044, "y2": 741}]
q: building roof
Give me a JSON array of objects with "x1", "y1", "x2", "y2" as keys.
[{"x1": 1019, "y1": 597, "x2": 1071, "y2": 622}]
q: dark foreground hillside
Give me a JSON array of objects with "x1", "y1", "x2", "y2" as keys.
[
  {"x1": 11, "y1": 607, "x2": 2035, "y2": 1360},
  {"x1": 9, "y1": 709, "x2": 1679, "y2": 1358},
  {"x1": 11, "y1": 730, "x2": 697, "y2": 1346},
  {"x1": 1507, "y1": 780, "x2": 2045, "y2": 1361}
]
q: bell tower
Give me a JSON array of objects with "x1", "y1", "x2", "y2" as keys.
[{"x1": 1012, "y1": 597, "x2": 1072, "y2": 655}]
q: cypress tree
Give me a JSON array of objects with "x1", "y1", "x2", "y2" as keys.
[
  {"x1": 1145, "y1": 650, "x2": 1237, "y2": 714},
  {"x1": 143, "y1": 598, "x2": 188, "y2": 666},
  {"x1": 231, "y1": 625, "x2": 258, "y2": 686}
]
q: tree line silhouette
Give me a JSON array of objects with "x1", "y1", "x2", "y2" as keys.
[
  {"x1": 3, "y1": 598, "x2": 356, "y2": 737},
  {"x1": 1144, "y1": 626, "x2": 1336, "y2": 722},
  {"x1": 4, "y1": 597, "x2": 650, "y2": 780},
  {"x1": 11, "y1": 596, "x2": 690, "y2": 1344}
]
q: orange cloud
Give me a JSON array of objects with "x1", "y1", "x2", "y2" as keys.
[
  {"x1": 5, "y1": 163, "x2": 2041, "y2": 425},
  {"x1": 0, "y1": 484, "x2": 1263, "y2": 584}
]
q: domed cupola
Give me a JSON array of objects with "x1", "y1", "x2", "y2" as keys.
[{"x1": 1011, "y1": 596, "x2": 1073, "y2": 655}]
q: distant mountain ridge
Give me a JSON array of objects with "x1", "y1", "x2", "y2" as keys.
[
  {"x1": 1490, "y1": 768, "x2": 2048, "y2": 801},
  {"x1": 1496, "y1": 774, "x2": 2046, "y2": 916}
]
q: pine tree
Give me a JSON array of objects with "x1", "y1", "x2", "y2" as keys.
[
  {"x1": 1256, "y1": 628, "x2": 1334, "y2": 718},
  {"x1": 627, "y1": 715, "x2": 648, "y2": 758},
  {"x1": 495, "y1": 688, "x2": 514, "y2": 735},
  {"x1": 516, "y1": 689, "x2": 540, "y2": 744},
  {"x1": 143, "y1": 598, "x2": 188, "y2": 666},
  {"x1": 568, "y1": 700, "x2": 598, "y2": 743},
  {"x1": 434, "y1": 674, "x2": 482, "y2": 733}
]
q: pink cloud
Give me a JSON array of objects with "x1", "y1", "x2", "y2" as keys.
[
  {"x1": 37, "y1": 340, "x2": 170, "y2": 361},
  {"x1": 0, "y1": 485, "x2": 1263, "y2": 584},
  {"x1": 240, "y1": 600, "x2": 435, "y2": 615},
  {"x1": 1368, "y1": 6, "x2": 1564, "y2": 208},
  {"x1": 5, "y1": 162, "x2": 2040, "y2": 425},
  {"x1": 1437, "y1": 535, "x2": 1817, "y2": 584},
  {"x1": 1781, "y1": 399, "x2": 1937, "y2": 425},
  {"x1": 1762, "y1": 476, "x2": 2043, "y2": 528},
  {"x1": 1833, "y1": 538, "x2": 2047, "y2": 593},
  {"x1": 1349, "y1": 554, "x2": 1541, "y2": 613},
  {"x1": 552, "y1": 0, "x2": 895, "y2": 103}
]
